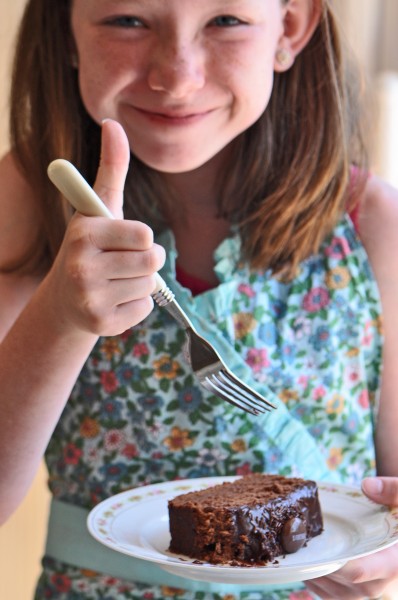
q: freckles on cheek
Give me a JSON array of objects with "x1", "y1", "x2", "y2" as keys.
[{"x1": 77, "y1": 48, "x2": 124, "y2": 119}]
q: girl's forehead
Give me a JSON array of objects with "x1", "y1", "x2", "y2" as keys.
[{"x1": 72, "y1": 0, "x2": 278, "y2": 9}]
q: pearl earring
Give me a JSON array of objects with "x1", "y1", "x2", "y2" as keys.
[{"x1": 276, "y1": 48, "x2": 292, "y2": 69}]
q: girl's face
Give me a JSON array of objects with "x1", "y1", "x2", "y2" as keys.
[{"x1": 71, "y1": 0, "x2": 287, "y2": 173}]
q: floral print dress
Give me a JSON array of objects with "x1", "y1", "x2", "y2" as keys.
[{"x1": 34, "y1": 214, "x2": 383, "y2": 600}]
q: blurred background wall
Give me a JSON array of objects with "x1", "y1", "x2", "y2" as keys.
[
  {"x1": 333, "y1": 0, "x2": 398, "y2": 187},
  {"x1": 0, "y1": 1, "x2": 397, "y2": 599}
]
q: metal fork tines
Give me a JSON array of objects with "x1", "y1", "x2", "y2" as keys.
[
  {"x1": 202, "y1": 369, "x2": 273, "y2": 415},
  {"x1": 152, "y1": 288, "x2": 276, "y2": 416}
]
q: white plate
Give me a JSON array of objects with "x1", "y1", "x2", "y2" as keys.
[{"x1": 87, "y1": 476, "x2": 398, "y2": 585}]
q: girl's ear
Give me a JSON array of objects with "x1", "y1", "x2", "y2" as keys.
[{"x1": 274, "y1": 0, "x2": 322, "y2": 72}]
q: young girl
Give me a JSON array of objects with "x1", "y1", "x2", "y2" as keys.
[{"x1": 1, "y1": 0, "x2": 398, "y2": 598}]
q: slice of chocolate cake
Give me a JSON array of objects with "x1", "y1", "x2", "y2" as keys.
[{"x1": 168, "y1": 474, "x2": 323, "y2": 565}]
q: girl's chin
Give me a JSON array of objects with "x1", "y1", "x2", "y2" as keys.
[
  {"x1": 132, "y1": 151, "x2": 218, "y2": 174},
  {"x1": 130, "y1": 141, "x2": 232, "y2": 175}
]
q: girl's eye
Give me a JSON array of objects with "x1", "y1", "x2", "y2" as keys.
[
  {"x1": 210, "y1": 15, "x2": 244, "y2": 27},
  {"x1": 104, "y1": 16, "x2": 145, "y2": 28}
]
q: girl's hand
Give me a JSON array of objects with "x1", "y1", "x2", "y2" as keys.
[
  {"x1": 305, "y1": 477, "x2": 398, "y2": 599},
  {"x1": 44, "y1": 119, "x2": 165, "y2": 336}
]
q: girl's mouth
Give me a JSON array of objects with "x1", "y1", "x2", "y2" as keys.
[{"x1": 132, "y1": 106, "x2": 213, "y2": 126}]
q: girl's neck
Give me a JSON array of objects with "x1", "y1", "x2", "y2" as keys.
[
  {"x1": 161, "y1": 142, "x2": 234, "y2": 218},
  {"x1": 160, "y1": 150, "x2": 233, "y2": 284},
  {"x1": 171, "y1": 215, "x2": 231, "y2": 286}
]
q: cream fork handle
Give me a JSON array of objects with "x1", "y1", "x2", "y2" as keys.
[{"x1": 47, "y1": 158, "x2": 167, "y2": 295}]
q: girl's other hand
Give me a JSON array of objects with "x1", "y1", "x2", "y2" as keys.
[
  {"x1": 305, "y1": 476, "x2": 398, "y2": 599},
  {"x1": 44, "y1": 119, "x2": 166, "y2": 336}
]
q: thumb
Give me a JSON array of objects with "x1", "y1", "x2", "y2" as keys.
[
  {"x1": 94, "y1": 119, "x2": 131, "y2": 219},
  {"x1": 362, "y1": 476, "x2": 398, "y2": 507}
]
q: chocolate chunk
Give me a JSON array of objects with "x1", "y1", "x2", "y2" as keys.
[{"x1": 281, "y1": 517, "x2": 307, "y2": 553}]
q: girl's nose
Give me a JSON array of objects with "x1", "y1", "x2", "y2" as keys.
[{"x1": 147, "y1": 39, "x2": 205, "y2": 98}]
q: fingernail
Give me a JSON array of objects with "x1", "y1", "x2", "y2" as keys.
[{"x1": 362, "y1": 477, "x2": 383, "y2": 495}]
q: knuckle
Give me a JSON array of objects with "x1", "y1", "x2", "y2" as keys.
[
  {"x1": 100, "y1": 297, "x2": 154, "y2": 336},
  {"x1": 132, "y1": 246, "x2": 163, "y2": 276},
  {"x1": 133, "y1": 221, "x2": 154, "y2": 247},
  {"x1": 131, "y1": 296, "x2": 154, "y2": 320},
  {"x1": 66, "y1": 256, "x2": 92, "y2": 287},
  {"x1": 143, "y1": 248, "x2": 162, "y2": 273},
  {"x1": 68, "y1": 216, "x2": 91, "y2": 243},
  {"x1": 145, "y1": 273, "x2": 158, "y2": 295},
  {"x1": 80, "y1": 293, "x2": 100, "y2": 319},
  {"x1": 82, "y1": 297, "x2": 111, "y2": 334},
  {"x1": 383, "y1": 477, "x2": 398, "y2": 505},
  {"x1": 349, "y1": 565, "x2": 367, "y2": 584},
  {"x1": 155, "y1": 242, "x2": 166, "y2": 266}
]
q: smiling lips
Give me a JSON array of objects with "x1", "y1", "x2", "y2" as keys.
[{"x1": 133, "y1": 105, "x2": 213, "y2": 125}]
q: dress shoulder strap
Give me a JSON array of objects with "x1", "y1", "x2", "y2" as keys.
[{"x1": 348, "y1": 166, "x2": 370, "y2": 235}]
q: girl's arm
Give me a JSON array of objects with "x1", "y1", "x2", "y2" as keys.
[
  {"x1": 0, "y1": 120, "x2": 165, "y2": 524},
  {"x1": 358, "y1": 174, "x2": 398, "y2": 477}
]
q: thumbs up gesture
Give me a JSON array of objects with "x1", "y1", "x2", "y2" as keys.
[{"x1": 46, "y1": 119, "x2": 165, "y2": 336}]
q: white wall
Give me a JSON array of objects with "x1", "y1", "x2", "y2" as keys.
[
  {"x1": 0, "y1": 0, "x2": 25, "y2": 155},
  {"x1": 333, "y1": 0, "x2": 398, "y2": 188},
  {"x1": 333, "y1": 0, "x2": 381, "y2": 75}
]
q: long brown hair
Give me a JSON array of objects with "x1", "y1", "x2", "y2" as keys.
[{"x1": 7, "y1": 0, "x2": 368, "y2": 278}]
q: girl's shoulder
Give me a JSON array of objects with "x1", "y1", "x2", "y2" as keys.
[
  {"x1": 359, "y1": 174, "x2": 398, "y2": 237},
  {"x1": 364, "y1": 172, "x2": 398, "y2": 205},
  {"x1": 357, "y1": 174, "x2": 398, "y2": 282},
  {"x1": 0, "y1": 151, "x2": 43, "y2": 271}
]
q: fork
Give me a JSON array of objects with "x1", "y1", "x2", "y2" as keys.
[{"x1": 47, "y1": 159, "x2": 276, "y2": 415}]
